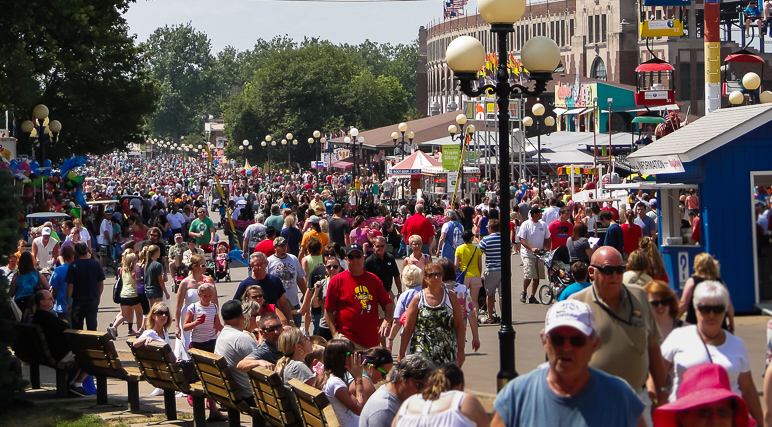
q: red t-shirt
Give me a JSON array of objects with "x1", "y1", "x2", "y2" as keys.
[
  {"x1": 325, "y1": 270, "x2": 392, "y2": 348},
  {"x1": 620, "y1": 223, "x2": 642, "y2": 255},
  {"x1": 401, "y1": 214, "x2": 435, "y2": 244},
  {"x1": 691, "y1": 216, "x2": 700, "y2": 243},
  {"x1": 253, "y1": 239, "x2": 275, "y2": 257},
  {"x1": 548, "y1": 220, "x2": 573, "y2": 250},
  {"x1": 260, "y1": 304, "x2": 277, "y2": 315}
]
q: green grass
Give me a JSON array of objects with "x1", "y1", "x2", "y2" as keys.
[{"x1": 2, "y1": 404, "x2": 130, "y2": 427}]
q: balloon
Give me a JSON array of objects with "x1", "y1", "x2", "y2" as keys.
[
  {"x1": 43, "y1": 159, "x2": 52, "y2": 168},
  {"x1": 31, "y1": 177, "x2": 43, "y2": 186},
  {"x1": 68, "y1": 171, "x2": 77, "y2": 179},
  {"x1": 246, "y1": 169, "x2": 252, "y2": 175},
  {"x1": 9, "y1": 159, "x2": 19, "y2": 169}
]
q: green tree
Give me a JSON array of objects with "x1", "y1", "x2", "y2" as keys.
[
  {"x1": 1, "y1": 0, "x2": 158, "y2": 159},
  {"x1": 143, "y1": 23, "x2": 217, "y2": 140}
]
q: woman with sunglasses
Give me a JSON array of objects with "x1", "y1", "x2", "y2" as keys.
[
  {"x1": 301, "y1": 256, "x2": 342, "y2": 339},
  {"x1": 402, "y1": 235, "x2": 431, "y2": 275},
  {"x1": 660, "y1": 281, "x2": 762, "y2": 425},
  {"x1": 315, "y1": 339, "x2": 367, "y2": 427},
  {"x1": 643, "y1": 280, "x2": 682, "y2": 342},
  {"x1": 399, "y1": 263, "x2": 465, "y2": 367},
  {"x1": 274, "y1": 327, "x2": 316, "y2": 385}
]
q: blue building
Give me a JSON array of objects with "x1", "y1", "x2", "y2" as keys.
[{"x1": 627, "y1": 103, "x2": 772, "y2": 312}]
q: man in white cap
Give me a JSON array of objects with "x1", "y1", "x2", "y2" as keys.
[
  {"x1": 491, "y1": 299, "x2": 644, "y2": 427},
  {"x1": 32, "y1": 226, "x2": 60, "y2": 270}
]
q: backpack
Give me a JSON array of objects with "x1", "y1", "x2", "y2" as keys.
[{"x1": 451, "y1": 221, "x2": 464, "y2": 247}]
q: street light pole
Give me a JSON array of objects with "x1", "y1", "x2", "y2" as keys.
[
  {"x1": 524, "y1": 104, "x2": 555, "y2": 200},
  {"x1": 445, "y1": 0, "x2": 560, "y2": 390},
  {"x1": 309, "y1": 130, "x2": 326, "y2": 185},
  {"x1": 448, "y1": 115, "x2": 476, "y2": 204}
]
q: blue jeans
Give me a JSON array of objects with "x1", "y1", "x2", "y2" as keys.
[
  {"x1": 421, "y1": 243, "x2": 430, "y2": 256},
  {"x1": 397, "y1": 240, "x2": 407, "y2": 257},
  {"x1": 311, "y1": 312, "x2": 322, "y2": 335},
  {"x1": 71, "y1": 299, "x2": 99, "y2": 331}
]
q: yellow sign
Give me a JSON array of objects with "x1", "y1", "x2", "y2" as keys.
[{"x1": 640, "y1": 19, "x2": 683, "y2": 37}]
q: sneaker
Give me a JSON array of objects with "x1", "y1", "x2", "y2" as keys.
[
  {"x1": 149, "y1": 387, "x2": 164, "y2": 396},
  {"x1": 488, "y1": 315, "x2": 500, "y2": 324},
  {"x1": 68, "y1": 384, "x2": 89, "y2": 397},
  {"x1": 528, "y1": 295, "x2": 538, "y2": 304},
  {"x1": 107, "y1": 326, "x2": 118, "y2": 340},
  {"x1": 519, "y1": 291, "x2": 527, "y2": 304},
  {"x1": 128, "y1": 330, "x2": 137, "y2": 336},
  {"x1": 481, "y1": 317, "x2": 496, "y2": 324},
  {"x1": 135, "y1": 328, "x2": 144, "y2": 338}
]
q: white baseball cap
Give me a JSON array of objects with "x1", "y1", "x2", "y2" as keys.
[
  {"x1": 544, "y1": 300, "x2": 595, "y2": 337},
  {"x1": 41, "y1": 227, "x2": 52, "y2": 236}
]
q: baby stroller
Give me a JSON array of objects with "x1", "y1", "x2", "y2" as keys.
[
  {"x1": 200, "y1": 244, "x2": 217, "y2": 280},
  {"x1": 537, "y1": 246, "x2": 574, "y2": 305},
  {"x1": 213, "y1": 241, "x2": 231, "y2": 283}
]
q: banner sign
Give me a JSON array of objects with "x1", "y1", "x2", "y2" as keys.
[
  {"x1": 442, "y1": 145, "x2": 460, "y2": 170},
  {"x1": 629, "y1": 155, "x2": 685, "y2": 175}
]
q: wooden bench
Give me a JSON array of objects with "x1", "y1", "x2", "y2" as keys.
[
  {"x1": 65, "y1": 329, "x2": 141, "y2": 410},
  {"x1": 288, "y1": 379, "x2": 340, "y2": 427},
  {"x1": 11, "y1": 322, "x2": 74, "y2": 397},
  {"x1": 127, "y1": 339, "x2": 207, "y2": 426},
  {"x1": 248, "y1": 367, "x2": 301, "y2": 427},
  {"x1": 188, "y1": 348, "x2": 264, "y2": 427}
]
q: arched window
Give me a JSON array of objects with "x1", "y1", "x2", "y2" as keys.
[{"x1": 590, "y1": 57, "x2": 607, "y2": 81}]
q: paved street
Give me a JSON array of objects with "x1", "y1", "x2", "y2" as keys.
[{"x1": 83, "y1": 214, "x2": 772, "y2": 397}]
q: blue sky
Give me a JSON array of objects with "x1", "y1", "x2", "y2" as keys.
[{"x1": 123, "y1": 0, "x2": 480, "y2": 52}]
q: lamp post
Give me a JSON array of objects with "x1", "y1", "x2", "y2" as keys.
[
  {"x1": 21, "y1": 104, "x2": 62, "y2": 165},
  {"x1": 523, "y1": 103, "x2": 555, "y2": 199},
  {"x1": 261, "y1": 135, "x2": 277, "y2": 174},
  {"x1": 309, "y1": 130, "x2": 326, "y2": 184},
  {"x1": 445, "y1": 0, "x2": 560, "y2": 390},
  {"x1": 281, "y1": 133, "x2": 298, "y2": 174},
  {"x1": 344, "y1": 128, "x2": 364, "y2": 205},
  {"x1": 390, "y1": 122, "x2": 414, "y2": 161},
  {"x1": 448, "y1": 114, "x2": 476, "y2": 203}
]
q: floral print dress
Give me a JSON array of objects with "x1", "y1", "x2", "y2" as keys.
[{"x1": 409, "y1": 288, "x2": 458, "y2": 365}]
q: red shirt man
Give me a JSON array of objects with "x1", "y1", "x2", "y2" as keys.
[
  {"x1": 601, "y1": 203, "x2": 620, "y2": 222},
  {"x1": 325, "y1": 243, "x2": 394, "y2": 349},
  {"x1": 253, "y1": 230, "x2": 276, "y2": 258},
  {"x1": 400, "y1": 204, "x2": 435, "y2": 250},
  {"x1": 547, "y1": 207, "x2": 573, "y2": 250}
]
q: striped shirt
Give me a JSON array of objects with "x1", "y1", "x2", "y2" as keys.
[
  {"x1": 189, "y1": 302, "x2": 218, "y2": 343},
  {"x1": 478, "y1": 232, "x2": 502, "y2": 271}
]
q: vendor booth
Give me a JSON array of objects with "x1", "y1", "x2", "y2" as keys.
[
  {"x1": 626, "y1": 103, "x2": 772, "y2": 312},
  {"x1": 421, "y1": 165, "x2": 481, "y2": 202},
  {"x1": 388, "y1": 151, "x2": 441, "y2": 200}
]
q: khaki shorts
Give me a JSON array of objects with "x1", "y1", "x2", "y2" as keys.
[
  {"x1": 482, "y1": 270, "x2": 502, "y2": 295},
  {"x1": 378, "y1": 290, "x2": 395, "y2": 320},
  {"x1": 464, "y1": 276, "x2": 483, "y2": 289},
  {"x1": 523, "y1": 257, "x2": 545, "y2": 280}
]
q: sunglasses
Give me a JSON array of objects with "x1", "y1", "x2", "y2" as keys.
[
  {"x1": 197, "y1": 263, "x2": 206, "y2": 268},
  {"x1": 155, "y1": 311, "x2": 169, "y2": 316},
  {"x1": 326, "y1": 265, "x2": 340, "y2": 270},
  {"x1": 347, "y1": 253, "x2": 363, "y2": 259},
  {"x1": 590, "y1": 264, "x2": 627, "y2": 276},
  {"x1": 250, "y1": 294, "x2": 264, "y2": 300},
  {"x1": 261, "y1": 325, "x2": 282, "y2": 333},
  {"x1": 151, "y1": 234, "x2": 160, "y2": 237},
  {"x1": 275, "y1": 243, "x2": 287, "y2": 247},
  {"x1": 546, "y1": 334, "x2": 588, "y2": 347},
  {"x1": 650, "y1": 298, "x2": 673, "y2": 308},
  {"x1": 367, "y1": 363, "x2": 390, "y2": 375},
  {"x1": 697, "y1": 304, "x2": 726, "y2": 315},
  {"x1": 425, "y1": 272, "x2": 442, "y2": 278},
  {"x1": 375, "y1": 245, "x2": 386, "y2": 248},
  {"x1": 692, "y1": 407, "x2": 734, "y2": 420}
]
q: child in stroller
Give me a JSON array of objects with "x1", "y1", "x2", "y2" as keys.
[
  {"x1": 536, "y1": 246, "x2": 575, "y2": 305},
  {"x1": 214, "y1": 241, "x2": 231, "y2": 282}
]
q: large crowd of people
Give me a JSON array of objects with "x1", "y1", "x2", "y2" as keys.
[{"x1": 3, "y1": 151, "x2": 772, "y2": 427}]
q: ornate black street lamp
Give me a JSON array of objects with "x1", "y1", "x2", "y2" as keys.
[{"x1": 445, "y1": 0, "x2": 561, "y2": 390}]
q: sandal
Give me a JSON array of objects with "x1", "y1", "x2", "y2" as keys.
[{"x1": 206, "y1": 414, "x2": 229, "y2": 422}]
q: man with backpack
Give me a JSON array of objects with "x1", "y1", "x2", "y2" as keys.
[{"x1": 436, "y1": 210, "x2": 464, "y2": 261}]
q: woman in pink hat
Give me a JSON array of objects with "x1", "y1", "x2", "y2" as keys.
[{"x1": 654, "y1": 363, "x2": 752, "y2": 427}]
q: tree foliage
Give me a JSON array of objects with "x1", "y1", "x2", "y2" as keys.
[
  {"x1": 222, "y1": 38, "x2": 413, "y2": 169},
  {"x1": 143, "y1": 23, "x2": 218, "y2": 140},
  {"x1": 1, "y1": 0, "x2": 158, "y2": 159}
]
